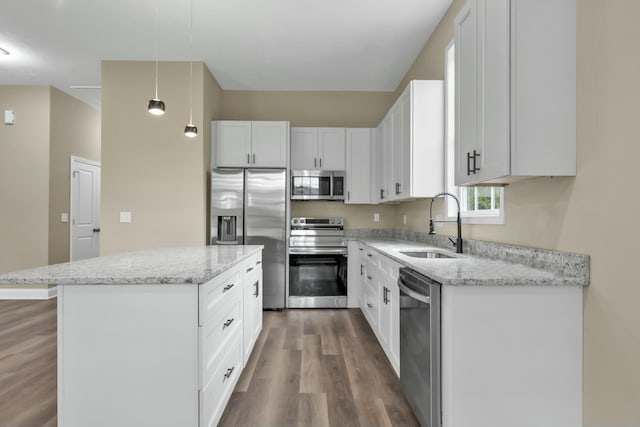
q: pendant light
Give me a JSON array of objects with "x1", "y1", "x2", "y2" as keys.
[
  {"x1": 184, "y1": 0, "x2": 197, "y2": 138},
  {"x1": 148, "y1": 0, "x2": 165, "y2": 116}
]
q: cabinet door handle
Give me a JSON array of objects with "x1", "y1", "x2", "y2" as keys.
[
  {"x1": 472, "y1": 150, "x2": 480, "y2": 173},
  {"x1": 395, "y1": 182, "x2": 401, "y2": 195},
  {"x1": 360, "y1": 264, "x2": 363, "y2": 276},
  {"x1": 253, "y1": 153, "x2": 256, "y2": 164},
  {"x1": 246, "y1": 266, "x2": 254, "y2": 273},
  {"x1": 254, "y1": 280, "x2": 259, "y2": 297},
  {"x1": 467, "y1": 151, "x2": 480, "y2": 175},
  {"x1": 319, "y1": 158, "x2": 322, "y2": 168},
  {"x1": 247, "y1": 153, "x2": 251, "y2": 164},
  {"x1": 347, "y1": 191, "x2": 350, "y2": 201},
  {"x1": 223, "y1": 366, "x2": 235, "y2": 381},
  {"x1": 223, "y1": 283, "x2": 234, "y2": 292},
  {"x1": 314, "y1": 158, "x2": 317, "y2": 168},
  {"x1": 223, "y1": 318, "x2": 235, "y2": 329},
  {"x1": 256, "y1": 260, "x2": 262, "y2": 265},
  {"x1": 380, "y1": 189, "x2": 385, "y2": 200},
  {"x1": 367, "y1": 303, "x2": 373, "y2": 308}
]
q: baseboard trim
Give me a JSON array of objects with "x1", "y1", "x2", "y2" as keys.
[{"x1": 0, "y1": 286, "x2": 57, "y2": 300}]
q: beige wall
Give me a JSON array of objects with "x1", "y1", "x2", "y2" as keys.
[
  {"x1": 394, "y1": 0, "x2": 640, "y2": 423},
  {"x1": 291, "y1": 202, "x2": 395, "y2": 229},
  {"x1": 48, "y1": 87, "x2": 101, "y2": 265},
  {"x1": 0, "y1": 86, "x2": 51, "y2": 273},
  {"x1": 223, "y1": 91, "x2": 395, "y2": 127},
  {"x1": 101, "y1": 61, "x2": 209, "y2": 255}
]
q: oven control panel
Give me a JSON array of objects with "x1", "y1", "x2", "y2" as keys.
[{"x1": 291, "y1": 217, "x2": 344, "y2": 227}]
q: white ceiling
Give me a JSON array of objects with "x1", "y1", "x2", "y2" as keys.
[{"x1": 0, "y1": 0, "x2": 453, "y2": 108}]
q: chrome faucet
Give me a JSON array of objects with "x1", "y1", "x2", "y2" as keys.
[{"x1": 429, "y1": 192, "x2": 463, "y2": 254}]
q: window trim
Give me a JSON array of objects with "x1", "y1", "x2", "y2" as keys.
[{"x1": 443, "y1": 39, "x2": 505, "y2": 225}]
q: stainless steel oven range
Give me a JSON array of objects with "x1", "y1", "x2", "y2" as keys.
[{"x1": 288, "y1": 217, "x2": 347, "y2": 308}]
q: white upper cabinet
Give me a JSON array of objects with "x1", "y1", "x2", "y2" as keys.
[
  {"x1": 374, "y1": 80, "x2": 444, "y2": 203},
  {"x1": 291, "y1": 127, "x2": 346, "y2": 170},
  {"x1": 251, "y1": 122, "x2": 289, "y2": 167},
  {"x1": 345, "y1": 128, "x2": 372, "y2": 204},
  {"x1": 213, "y1": 121, "x2": 289, "y2": 168},
  {"x1": 454, "y1": 0, "x2": 576, "y2": 186},
  {"x1": 371, "y1": 119, "x2": 390, "y2": 203},
  {"x1": 290, "y1": 128, "x2": 317, "y2": 169},
  {"x1": 214, "y1": 121, "x2": 253, "y2": 167}
]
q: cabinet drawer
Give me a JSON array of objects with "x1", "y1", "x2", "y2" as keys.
[
  {"x1": 379, "y1": 256, "x2": 400, "y2": 281},
  {"x1": 364, "y1": 248, "x2": 379, "y2": 270},
  {"x1": 200, "y1": 336, "x2": 243, "y2": 427},
  {"x1": 199, "y1": 265, "x2": 242, "y2": 326},
  {"x1": 362, "y1": 284, "x2": 378, "y2": 330},
  {"x1": 199, "y1": 300, "x2": 242, "y2": 389},
  {"x1": 243, "y1": 252, "x2": 262, "y2": 276}
]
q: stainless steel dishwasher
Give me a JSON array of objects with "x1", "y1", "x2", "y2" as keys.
[{"x1": 399, "y1": 267, "x2": 441, "y2": 427}]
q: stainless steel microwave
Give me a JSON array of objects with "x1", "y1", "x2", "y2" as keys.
[{"x1": 291, "y1": 170, "x2": 345, "y2": 201}]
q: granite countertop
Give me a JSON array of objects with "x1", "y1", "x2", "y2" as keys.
[
  {"x1": 357, "y1": 238, "x2": 588, "y2": 287},
  {"x1": 0, "y1": 245, "x2": 264, "y2": 286}
]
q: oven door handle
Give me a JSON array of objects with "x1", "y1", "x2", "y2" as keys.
[
  {"x1": 289, "y1": 247, "x2": 348, "y2": 255},
  {"x1": 398, "y1": 280, "x2": 431, "y2": 304}
]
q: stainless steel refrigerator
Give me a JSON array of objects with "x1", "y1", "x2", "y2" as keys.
[{"x1": 210, "y1": 168, "x2": 287, "y2": 309}]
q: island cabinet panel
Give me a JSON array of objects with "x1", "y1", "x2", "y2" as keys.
[
  {"x1": 57, "y1": 284, "x2": 200, "y2": 427},
  {"x1": 57, "y1": 250, "x2": 263, "y2": 427}
]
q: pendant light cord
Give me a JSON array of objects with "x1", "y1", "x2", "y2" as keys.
[
  {"x1": 154, "y1": 0, "x2": 159, "y2": 99},
  {"x1": 189, "y1": 0, "x2": 194, "y2": 124}
]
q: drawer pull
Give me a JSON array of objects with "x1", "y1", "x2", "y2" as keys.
[
  {"x1": 367, "y1": 253, "x2": 372, "y2": 257},
  {"x1": 367, "y1": 275, "x2": 372, "y2": 280},
  {"x1": 246, "y1": 267, "x2": 254, "y2": 273},
  {"x1": 367, "y1": 303, "x2": 373, "y2": 308},
  {"x1": 223, "y1": 283, "x2": 234, "y2": 292},
  {"x1": 223, "y1": 318, "x2": 235, "y2": 329},
  {"x1": 256, "y1": 260, "x2": 262, "y2": 265},
  {"x1": 223, "y1": 366, "x2": 235, "y2": 381},
  {"x1": 359, "y1": 248, "x2": 363, "y2": 251},
  {"x1": 253, "y1": 280, "x2": 259, "y2": 297}
]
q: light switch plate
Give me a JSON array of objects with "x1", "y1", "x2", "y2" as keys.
[
  {"x1": 4, "y1": 110, "x2": 15, "y2": 125},
  {"x1": 403, "y1": 214, "x2": 407, "y2": 225},
  {"x1": 61, "y1": 213, "x2": 69, "y2": 223},
  {"x1": 373, "y1": 213, "x2": 380, "y2": 223},
  {"x1": 119, "y1": 211, "x2": 132, "y2": 223}
]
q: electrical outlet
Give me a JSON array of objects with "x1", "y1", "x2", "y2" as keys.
[
  {"x1": 373, "y1": 213, "x2": 380, "y2": 223},
  {"x1": 61, "y1": 213, "x2": 69, "y2": 223},
  {"x1": 119, "y1": 211, "x2": 132, "y2": 223}
]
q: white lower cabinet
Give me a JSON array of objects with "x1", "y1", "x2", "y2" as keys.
[{"x1": 358, "y1": 244, "x2": 400, "y2": 376}]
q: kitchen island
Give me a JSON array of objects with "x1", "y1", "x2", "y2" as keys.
[{"x1": 0, "y1": 245, "x2": 264, "y2": 427}]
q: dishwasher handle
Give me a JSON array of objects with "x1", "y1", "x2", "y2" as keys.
[{"x1": 398, "y1": 280, "x2": 431, "y2": 305}]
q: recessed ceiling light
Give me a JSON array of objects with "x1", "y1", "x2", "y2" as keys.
[{"x1": 0, "y1": 47, "x2": 10, "y2": 56}]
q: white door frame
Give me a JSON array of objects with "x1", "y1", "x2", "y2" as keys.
[{"x1": 70, "y1": 156, "x2": 101, "y2": 261}]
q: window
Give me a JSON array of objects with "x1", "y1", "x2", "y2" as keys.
[{"x1": 444, "y1": 40, "x2": 505, "y2": 224}]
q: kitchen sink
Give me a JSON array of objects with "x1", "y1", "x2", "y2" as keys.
[{"x1": 399, "y1": 250, "x2": 456, "y2": 259}]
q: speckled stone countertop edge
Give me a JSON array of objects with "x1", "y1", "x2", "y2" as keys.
[
  {"x1": 0, "y1": 245, "x2": 264, "y2": 286},
  {"x1": 347, "y1": 232, "x2": 589, "y2": 287}
]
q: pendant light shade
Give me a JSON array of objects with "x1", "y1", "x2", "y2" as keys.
[
  {"x1": 148, "y1": 0, "x2": 165, "y2": 116},
  {"x1": 148, "y1": 98, "x2": 165, "y2": 115},
  {"x1": 184, "y1": 124, "x2": 198, "y2": 137}
]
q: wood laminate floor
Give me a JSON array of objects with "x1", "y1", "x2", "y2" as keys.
[
  {"x1": 0, "y1": 299, "x2": 57, "y2": 427},
  {"x1": 220, "y1": 309, "x2": 419, "y2": 427},
  {"x1": 0, "y1": 302, "x2": 417, "y2": 427}
]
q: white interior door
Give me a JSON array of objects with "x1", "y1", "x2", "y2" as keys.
[{"x1": 71, "y1": 157, "x2": 101, "y2": 261}]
